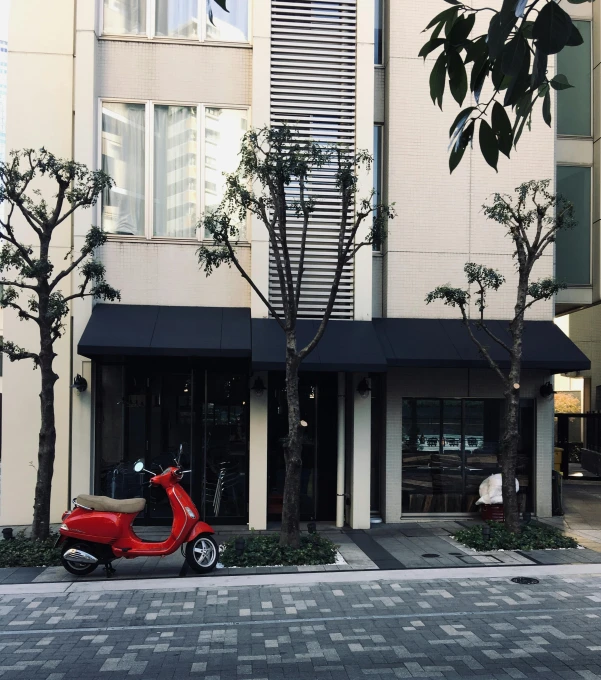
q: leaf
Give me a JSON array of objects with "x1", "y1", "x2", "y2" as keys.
[
  {"x1": 429, "y1": 53, "x2": 447, "y2": 108},
  {"x1": 487, "y1": 11, "x2": 517, "y2": 59},
  {"x1": 542, "y1": 90, "x2": 552, "y2": 127},
  {"x1": 418, "y1": 38, "x2": 445, "y2": 59},
  {"x1": 531, "y1": 48, "x2": 548, "y2": 89},
  {"x1": 503, "y1": 47, "x2": 530, "y2": 107},
  {"x1": 449, "y1": 13, "x2": 476, "y2": 46},
  {"x1": 521, "y1": 20, "x2": 535, "y2": 39},
  {"x1": 212, "y1": 0, "x2": 229, "y2": 11},
  {"x1": 515, "y1": 0, "x2": 527, "y2": 17},
  {"x1": 471, "y1": 57, "x2": 489, "y2": 104},
  {"x1": 447, "y1": 50, "x2": 468, "y2": 105},
  {"x1": 449, "y1": 106, "x2": 476, "y2": 138},
  {"x1": 449, "y1": 123, "x2": 474, "y2": 174},
  {"x1": 566, "y1": 23, "x2": 584, "y2": 47},
  {"x1": 479, "y1": 120, "x2": 499, "y2": 171},
  {"x1": 501, "y1": 34, "x2": 528, "y2": 77},
  {"x1": 532, "y1": 2, "x2": 573, "y2": 55},
  {"x1": 551, "y1": 74, "x2": 574, "y2": 90},
  {"x1": 424, "y1": 7, "x2": 457, "y2": 31},
  {"x1": 566, "y1": 0, "x2": 590, "y2": 3},
  {"x1": 491, "y1": 102, "x2": 513, "y2": 158},
  {"x1": 512, "y1": 97, "x2": 536, "y2": 148},
  {"x1": 443, "y1": 0, "x2": 462, "y2": 4}
]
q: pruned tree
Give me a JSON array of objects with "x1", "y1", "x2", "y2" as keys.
[
  {"x1": 426, "y1": 180, "x2": 573, "y2": 532},
  {"x1": 420, "y1": 0, "x2": 593, "y2": 172},
  {"x1": 198, "y1": 126, "x2": 394, "y2": 547},
  {"x1": 0, "y1": 149, "x2": 120, "y2": 541}
]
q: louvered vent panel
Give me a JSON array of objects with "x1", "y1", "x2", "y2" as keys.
[{"x1": 269, "y1": 0, "x2": 356, "y2": 319}]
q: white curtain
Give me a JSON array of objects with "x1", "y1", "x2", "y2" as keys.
[
  {"x1": 205, "y1": 0, "x2": 248, "y2": 42},
  {"x1": 102, "y1": 103, "x2": 146, "y2": 236},
  {"x1": 103, "y1": 0, "x2": 147, "y2": 35},
  {"x1": 154, "y1": 106, "x2": 197, "y2": 238},
  {"x1": 155, "y1": 0, "x2": 198, "y2": 38}
]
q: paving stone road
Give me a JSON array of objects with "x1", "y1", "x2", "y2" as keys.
[{"x1": 1, "y1": 573, "x2": 601, "y2": 678}]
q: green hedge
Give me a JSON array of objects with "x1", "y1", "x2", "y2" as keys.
[
  {"x1": 0, "y1": 532, "x2": 61, "y2": 568},
  {"x1": 220, "y1": 533, "x2": 338, "y2": 568},
  {"x1": 454, "y1": 522, "x2": 578, "y2": 552}
]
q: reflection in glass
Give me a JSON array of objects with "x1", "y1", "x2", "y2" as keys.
[
  {"x1": 154, "y1": 105, "x2": 197, "y2": 238},
  {"x1": 402, "y1": 398, "x2": 534, "y2": 513},
  {"x1": 204, "y1": 108, "x2": 248, "y2": 238},
  {"x1": 556, "y1": 165, "x2": 591, "y2": 285},
  {"x1": 557, "y1": 21, "x2": 591, "y2": 137},
  {"x1": 104, "y1": 0, "x2": 147, "y2": 35},
  {"x1": 374, "y1": 0, "x2": 384, "y2": 64},
  {"x1": 102, "y1": 102, "x2": 146, "y2": 236},
  {"x1": 205, "y1": 0, "x2": 248, "y2": 42},
  {"x1": 203, "y1": 373, "x2": 248, "y2": 519},
  {"x1": 373, "y1": 124, "x2": 383, "y2": 251},
  {"x1": 155, "y1": 0, "x2": 198, "y2": 38}
]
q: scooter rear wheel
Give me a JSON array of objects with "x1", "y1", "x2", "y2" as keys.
[
  {"x1": 185, "y1": 534, "x2": 219, "y2": 574},
  {"x1": 61, "y1": 542, "x2": 99, "y2": 576}
]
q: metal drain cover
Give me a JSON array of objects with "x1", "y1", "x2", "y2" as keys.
[
  {"x1": 511, "y1": 577, "x2": 539, "y2": 585},
  {"x1": 421, "y1": 553, "x2": 440, "y2": 558}
]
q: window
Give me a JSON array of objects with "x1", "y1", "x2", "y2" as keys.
[
  {"x1": 102, "y1": 0, "x2": 249, "y2": 42},
  {"x1": 557, "y1": 20, "x2": 591, "y2": 136},
  {"x1": 374, "y1": 0, "x2": 384, "y2": 64},
  {"x1": 556, "y1": 165, "x2": 591, "y2": 285},
  {"x1": 373, "y1": 124, "x2": 383, "y2": 251},
  {"x1": 401, "y1": 398, "x2": 534, "y2": 513},
  {"x1": 102, "y1": 102, "x2": 146, "y2": 236},
  {"x1": 101, "y1": 101, "x2": 248, "y2": 240}
]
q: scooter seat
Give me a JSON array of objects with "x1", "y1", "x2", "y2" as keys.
[{"x1": 76, "y1": 494, "x2": 146, "y2": 514}]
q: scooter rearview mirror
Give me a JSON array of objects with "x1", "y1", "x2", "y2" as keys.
[{"x1": 133, "y1": 460, "x2": 144, "y2": 473}]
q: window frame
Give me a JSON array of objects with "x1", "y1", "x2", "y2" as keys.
[
  {"x1": 100, "y1": 0, "x2": 252, "y2": 46},
  {"x1": 374, "y1": 0, "x2": 384, "y2": 66},
  {"x1": 372, "y1": 122, "x2": 384, "y2": 252},
  {"x1": 98, "y1": 98, "x2": 250, "y2": 243},
  {"x1": 556, "y1": 162, "x2": 593, "y2": 287},
  {"x1": 557, "y1": 19, "x2": 592, "y2": 139}
]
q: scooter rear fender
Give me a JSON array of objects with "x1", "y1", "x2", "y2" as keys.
[{"x1": 186, "y1": 521, "x2": 215, "y2": 543}]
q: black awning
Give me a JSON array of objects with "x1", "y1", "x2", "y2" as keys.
[
  {"x1": 373, "y1": 318, "x2": 590, "y2": 374},
  {"x1": 252, "y1": 319, "x2": 388, "y2": 372},
  {"x1": 78, "y1": 304, "x2": 251, "y2": 358}
]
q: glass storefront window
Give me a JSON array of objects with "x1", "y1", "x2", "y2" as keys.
[
  {"x1": 101, "y1": 102, "x2": 146, "y2": 236},
  {"x1": 557, "y1": 20, "x2": 591, "y2": 137},
  {"x1": 205, "y1": 0, "x2": 248, "y2": 42},
  {"x1": 402, "y1": 398, "x2": 534, "y2": 513},
  {"x1": 556, "y1": 165, "x2": 591, "y2": 285},
  {"x1": 155, "y1": 0, "x2": 198, "y2": 38},
  {"x1": 103, "y1": 0, "x2": 147, "y2": 36},
  {"x1": 96, "y1": 362, "x2": 249, "y2": 523},
  {"x1": 153, "y1": 105, "x2": 198, "y2": 238}
]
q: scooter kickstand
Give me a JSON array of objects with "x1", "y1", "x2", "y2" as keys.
[{"x1": 104, "y1": 563, "x2": 116, "y2": 578}]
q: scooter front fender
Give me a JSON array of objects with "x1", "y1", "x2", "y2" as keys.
[{"x1": 186, "y1": 521, "x2": 215, "y2": 543}]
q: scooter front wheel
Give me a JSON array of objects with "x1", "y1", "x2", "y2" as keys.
[
  {"x1": 60, "y1": 541, "x2": 99, "y2": 576},
  {"x1": 185, "y1": 534, "x2": 219, "y2": 574}
]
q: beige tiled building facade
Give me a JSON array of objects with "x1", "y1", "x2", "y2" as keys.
[{"x1": 0, "y1": 0, "x2": 588, "y2": 529}]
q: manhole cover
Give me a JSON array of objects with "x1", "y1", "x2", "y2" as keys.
[
  {"x1": 511, "y1": 577, "x2": 539, "y2": 585},
  {"x1": 421, "y1": 554, "x2": 440, "y2": 558}
]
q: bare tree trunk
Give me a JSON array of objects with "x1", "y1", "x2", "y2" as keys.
[
  {"x1": 280, "y1": 330, "x2": 303, "y2": 548},
  {"x1": 500, "y1": 387, "x2": 521, "y2": 533},
  {"x1": 31, "y1": 322, "x2": 58, "y2": 541}
]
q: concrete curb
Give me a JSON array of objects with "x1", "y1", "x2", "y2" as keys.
[{"x1": 2, "y1": 561, "x2": 601, "y2": 597}]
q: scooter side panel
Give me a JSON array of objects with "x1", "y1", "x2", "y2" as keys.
[{"x1": 60, "y1": 509, "x2": 130, "y2": 545}]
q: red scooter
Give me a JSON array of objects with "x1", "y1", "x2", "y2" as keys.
[{"x1": 57, "y1": 452, "x2": 218, "y2": 577}]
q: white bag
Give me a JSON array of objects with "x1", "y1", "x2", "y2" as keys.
[{"x1": 475, "y1": 473, "x2": 519, "y2": 506}]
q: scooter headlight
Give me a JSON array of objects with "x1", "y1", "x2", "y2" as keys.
[{"x1": 60, "y1": 523, "x2": 69, "y2": 531}]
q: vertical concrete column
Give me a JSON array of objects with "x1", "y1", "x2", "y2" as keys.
[
  {"x1": 336, "y1": 372, "x2": 346, "y2": 527},
  {"x1": 350, "y1": 373, "x2": 371, "y2": 529},
  {"x1": 383, "y1": 370, "x2": 403, "y2": 523},
  {"x1": 248, "y1": 372, "x2": 268, "y2": 530},
  {"x1": 354, "y1": 0, "x2": 375, "y2": 321},
  {"x1": 535, "y1": 395, "x2": 554, "y2": 518},
  {"x1": 250, "y1": 0, "x2": 271, "y2": 318},
  {"x1": 70, "y1": 0, "x2": 100, "y2": 500}
]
